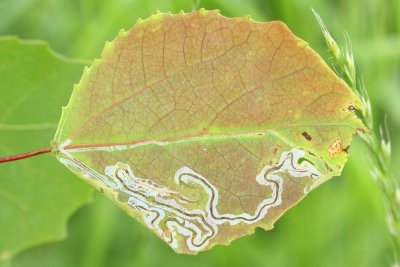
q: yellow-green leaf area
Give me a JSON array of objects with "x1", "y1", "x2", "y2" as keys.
[{"x1": 53, "y1": 10, "x2": 364, "y2": 254}]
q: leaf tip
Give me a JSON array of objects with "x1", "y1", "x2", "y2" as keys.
[
  {"x1": 198, "y1": 7, "x2": 207, "y2": 15},
  {"x1": 136, "y1": 17, "x2": 143, "y2": 25},
  {"x1": 118, "y1": 28, "x2": 128, "y2": 37},
  {"x1": 101, "y1": 40, "x2": 115, "y2": 58},
  {"x1": 150, "y1": 10, "x2": 165, "y2": 22},
  {"x1": 243, "y1": 14, "x2": 252, "y2": 22}
]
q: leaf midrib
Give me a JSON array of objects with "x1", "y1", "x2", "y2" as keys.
[{"x1": 63, "y1": 121, "x2": 356, "y2": 152}]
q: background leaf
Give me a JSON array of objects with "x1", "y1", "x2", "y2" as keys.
[{"x1": 0, "y1": 37, "x2": 93, "y2": 265}]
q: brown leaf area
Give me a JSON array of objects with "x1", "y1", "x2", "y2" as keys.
[{"x1": 54, "y1": 9, "x2": 363, "y2": 253}]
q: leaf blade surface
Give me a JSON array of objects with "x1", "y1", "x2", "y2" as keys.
[{"x1": 54, "y1": 10, "x2": 363, "y2": 253}]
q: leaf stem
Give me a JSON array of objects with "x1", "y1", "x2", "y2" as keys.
[{"x1": 0, "y1": 147, "x2": 52, "y2": 163}]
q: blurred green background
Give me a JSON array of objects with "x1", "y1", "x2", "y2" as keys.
[{"x1": 1, "y1": 0, "x2": 399, "y2": 266}]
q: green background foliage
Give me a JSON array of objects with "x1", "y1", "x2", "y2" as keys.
[
  {"x1": 0, "y1": 0, "x2": 399, "y2": 266},
  {"x1": 0, "y1": 37, "x2": 93, "y2": 264}
]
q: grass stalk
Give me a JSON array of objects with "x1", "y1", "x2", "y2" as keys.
[{"x1": 313, "y1": 9, "x2": 399, "y2": 266}]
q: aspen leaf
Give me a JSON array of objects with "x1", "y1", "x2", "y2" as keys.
[
  {"x1": 52, "y1": 10, "x2": 364, "y2": 254},
  {"x1": 0, "y1": 37, "x2": 93, "y2": 262}
]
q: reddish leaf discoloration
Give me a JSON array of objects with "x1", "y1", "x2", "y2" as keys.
[{"x1": 54, "y1": 10, "x2": 364, "y2": 254}]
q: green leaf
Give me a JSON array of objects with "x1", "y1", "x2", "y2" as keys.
[
  {"x1": 0, "y1": 37, "x2": 93, "y2": 263},
  {"x1": 53, "y1": 10, "x2": 364, "y2": 254}
]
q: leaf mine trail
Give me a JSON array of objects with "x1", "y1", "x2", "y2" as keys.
[{"x1": 51, "y1": 9, "x2": 364, "y2": 254}]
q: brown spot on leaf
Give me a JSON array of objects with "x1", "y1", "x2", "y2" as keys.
[
  {"x1": 356, "y1": 127, "x2": 367, "y2": 135},
  {"x1": 347, "y1": 104, "x2": 356, "y2": 112},
  {"x1": 302, "y1": 131, "x2": 312, "y2": 141},
  {"x1": 328, "y1": 138, "x2": 349, "y2": 157}
]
